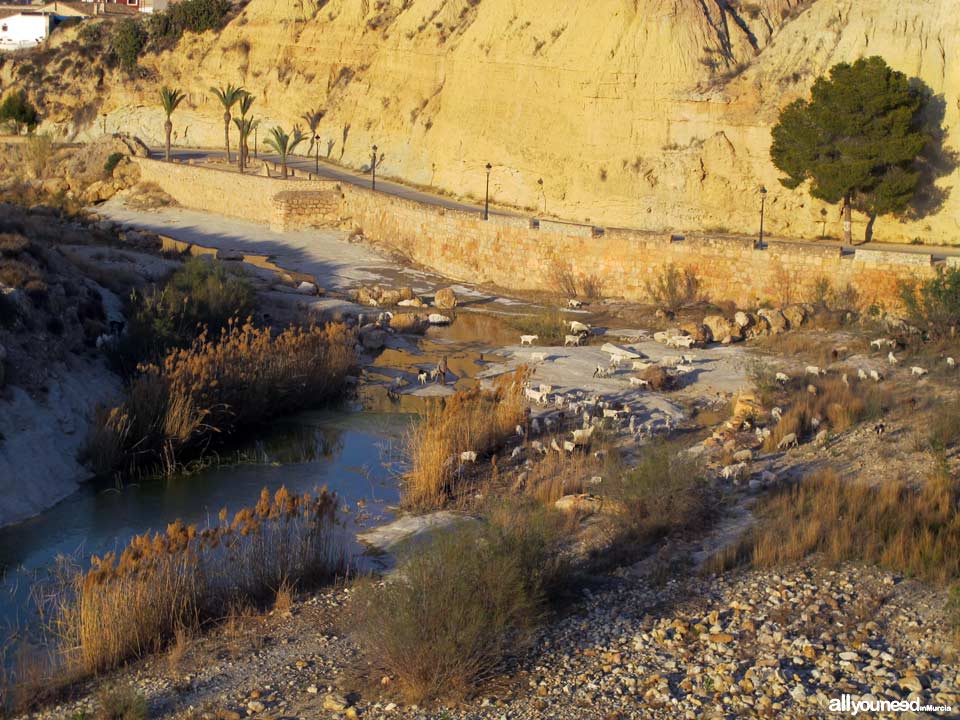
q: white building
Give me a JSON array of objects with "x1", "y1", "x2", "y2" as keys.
[{"x1": 0, "y1": 11, "x2": 55, "y2": 51}]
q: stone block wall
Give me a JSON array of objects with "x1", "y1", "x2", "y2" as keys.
[{"x1": 131, "y1": 157, "x2": 941, "y2": 310}]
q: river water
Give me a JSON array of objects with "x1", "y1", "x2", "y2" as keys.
[{"x1": 0, "y1": 316, "x2": 519, "y2": 635}]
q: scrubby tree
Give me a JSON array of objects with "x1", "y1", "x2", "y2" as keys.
[
  {"x1": 0, "y1": 91, "x2": 39, "y2": 134},
  {"x1": 899, "y1": 267, "x2": 960, "y2": 339},
  {"x1": 210, "y1": 83, "x2": 245, "y2": 163},
  {"x1": 159, "y1": 86, "x2": 186, "y2": 161},
  {"x1": 263, "y1": 126, "x2": 306, "y2": 178},
  {"x1": 110, "y1": 18, "x2": 145, "y2": 71},
  {"x1": 771, "y1": 56, "x2": 930, "y2": 243}
]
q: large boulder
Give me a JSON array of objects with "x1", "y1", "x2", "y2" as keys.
[
  {"x1": 745, "y1": 314, "x2": 771, "y2": 339},
  {"x1": 358, "y1": 325, "x2": 386, "y2": 351},
  {"x1": 758, "y1": 308, "x2": 788, "y2": 334},
  {"x1": 433, "y1": 287, "x2": 458, "y2": 309},
  {"x1": 734, "y1": 311, "x2": 752, "y2": 329},
  {"x1": 680, "y1": 322, "x2": 711, "y2": 345},
  {"x1": 640, "y1": 365, "x2": 678, "y2": 391},
  {"x1": 703, "y1": 315, "x2": 738, "y2": 344},
  {"x1": 783, "y1": 305, "x2": 807, "y2": 329}
]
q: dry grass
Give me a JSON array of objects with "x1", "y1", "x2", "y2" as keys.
[
  {"x1": 715, "y1": 467, "x2": 960, "y2": 584},
  {"x1": 86, "y1": 320, "x2": 357, "y2": 476},
  {"x1": 43, "y1": 487, "x2": 342, "y2": 677},
  {"x1": 95, "y1": 684, "x2": 148, "y2": 720},
  {"x1": 402, "y1": 369, "x2": 528, "y2": 510},
  {"x1": 763, "y1": 376, "x2": 888, "y2": 452},
  {"x1": 506, "y1": 310, "x2": 567, "y2": 345}
]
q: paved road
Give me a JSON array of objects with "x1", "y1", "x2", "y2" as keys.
[
  {"x1": 163, "y1": 146, "x2": 512, "y2": 219},
  {"x1": 158, "y1": 147, "x2": 960, "y2": 260}
]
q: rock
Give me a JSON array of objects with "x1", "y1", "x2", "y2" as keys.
[
  {"x1": 709, "y1": 632, "x2": 735, "y2": 643},
  {"x1": 433, "y1": 286, "x2": 458, "y2": 309},
  {"x1": 307, "y1": 685, "x2": 318, "y2": 694},
  {"x1": 427, "y1": 313, "x2": 451, "y2": 325},
  {"x1": 296, "y1": 281, "x2": 320, "y2": 296},
  {"x1": 398, "y1": 297, "x2": 425, "y2": 308},
  {"x1": 221, "y1": 711, "x2": 242, "y2": 720},
  {"x1": 398, "y1": 286, "x2": 415, "y2": 301},
  {"x1": 359, "y1": 326, "x2": 387, "y2": 350},
  {"x1": 247, "y1": 700, "x2": 265, "y2": 713},
  {"x1": 703, "y1": 315, "x2": 737, "y2": 343},
  {"x1": 323, "y1": 692, "x2": 349, "y2": 713},
  {"x1": 734, "y1": 310, "x2": 751, "y2": 328},
  {"x1": 379, "y1": 289, "x2": 402, "y2": 305},
  {"x1": 679, "y1": 322, "x2": 711, "y2": 344},
  {"x1": 783, "y1": 305, "x2": 807, "y2": 328},
  {"x1": 745, "y1": 314, "x2": 771, "y2": 338},
  {"x1": 758, "y1": 308, "x2": 788, "y2": 334},
  {"x1": 897, "y1": 675, "x2": 924, "y2": 694},
  {"x1": 640, "y1": 365, "x2": 678, "y2": 391}
]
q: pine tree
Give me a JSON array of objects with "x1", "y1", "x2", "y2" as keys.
[{"x1": 770, "y1": 56, "x2": 929, "y2": 243}]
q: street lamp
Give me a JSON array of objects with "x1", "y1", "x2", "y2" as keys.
[
  {"x1": 102, "y1": 113, "x2": 107, "y2": 135},
  {"x1": 314, "y1": 135, "x2": 320, "y2": 174},
  {"x1": 371, "y1": 144, "x2": 378, "y2": 191},
  {"x1": 537, "y1": 177, "x2": 545, "y2": 214},
  {"x1": 758, "y1": 186, "x2": 768, "y2": 249},
  {"x1": 484, "y1": 163, "x2": 492, "y2": 220},
  {"x1": 254, "y1": 126, "x2": 258, "y2": 159}
]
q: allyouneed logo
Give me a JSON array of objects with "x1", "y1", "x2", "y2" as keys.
[{"x1": 829, "y1": 695, "x2": 953, "y2": 716}]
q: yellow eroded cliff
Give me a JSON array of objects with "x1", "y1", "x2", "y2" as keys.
[{"x1": 6, "y1": 0, "x2": 960, "y2": 243}]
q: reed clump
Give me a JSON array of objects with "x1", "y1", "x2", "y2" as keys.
[
  {"x1": 49, "y1": 486, "x2": 341, "y2": 676},
  {"x1": 87, "y1": 320, "x2": 357, "y2": 476},
  {"x1": 713, "y1": 467, "x2": 960, "y2": 584},
  {"x1": 402, "y1": 369, "x2": 528, "y2": 510}
]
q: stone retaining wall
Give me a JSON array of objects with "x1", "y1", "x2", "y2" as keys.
[{"x1": 131, "y1": 157, "x2": 941, "y2": 309}]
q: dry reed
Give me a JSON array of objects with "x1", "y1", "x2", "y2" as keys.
[
  {"x1": 402, "y1": 369, "x2": 528, "y2": 510},
  {"x1": 47, "y1": 486, "x2": 342, "y2": 676}
]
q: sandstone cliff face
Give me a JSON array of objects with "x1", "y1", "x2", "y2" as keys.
[{"x1": 6, "y1": 0, "x2": 959, "y2": 244}]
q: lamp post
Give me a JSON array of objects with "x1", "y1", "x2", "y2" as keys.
[
  {"x1": 371, "y1": 144, "x2": 378, "y2": 191},
  {"x1": 758, "y1": 186, "x2": 768, "y2": 249},
  {"x1": 484, "y1": 163, "x2": 492, "y2": 220},
  {"x1": 314, "y1": 135, "x2": 320, "y2": 174},
  {"x1": 101, "y1": 113, "x2": 107, "y2": 135},
  {"x1": 254, "y1": 126, "x2": 258, "y2": 159},
  {"x1": 537, "y1": 177, "x2": 545, "y2": 214}
]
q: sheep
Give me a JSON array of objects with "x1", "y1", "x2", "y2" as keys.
[
  {"x1": 667, "y1": 334, "x2": 695, "y2": 349},
  {"x1": 520, "y1": 335, "x2": 539, "y2": 346},
  {"x1": 567, "y1": 298, "x2": 584, "y2": 309},
  {"x1": 417, "y1": 370, "x2": 429, "y2": 385},
  {"x1": 530, "y1": 352, "x2": 548, "y2": 363},
  {"x1": 857, "y1": 368, "x2": 868, "y2": 381},
  {"x1": 777, "y1": 432, "x2": 799, "y2": 449},
  {"x1": 681, "y1": 354, "x2": 696, "y2": 365},
  {"x1": 869, "y1": 369, "x2": 883, "y2": 382},
  {"x1": 947, "y1": 357, "x2": 956, "y2": 368},
  {"x1": 510, "y1": 446, "x2": 522, "y2": 459},
  {"x1": 602, "y1": 408, "x2": 622, "y2": 420},
  {"x1": 775, "y1": 372, "x2": 789, "y2": 384},
  {"x1": 515, "y1": 424, "x2": 525, "y2": 438},
  {"x1": 632, "y1": 361, "x2": 653, "y2": 371},
  {"x1": 569, "y1": 320, "x2": 591, "y2": 335},
  {"x1": 629, "y1": 376, "x2": 650, "y2": 388},
  {"x1": 571, "y1": 426, "x2": 595, "y2": 446},
  {"x1": 593, "y1": 366, "x2": 610, "y2": 379},
  {"x1": 563, "y1": 440, "x2": 577, "y2": 453},
  {"x1": 564, "y1": 334, "x2": 584, "y2": 347},
  {"x1": 460, "y1": 451, "x2": 478, "y2": 463},
  {"x1": 771, "y1": 407, "x2": 782, "y2": 422},
  {"x1": 720, "y1": 463, "x2": 748, "y2": 481},
  {"x1": 888, "y1": 351, "x2": 899, "y2": 366},
  {"x1": 805, "y1": 366, "x2": 825, "y2": 377},
  {"x1": 910, "y1": 366, "x2": 928, "y2": 376}
]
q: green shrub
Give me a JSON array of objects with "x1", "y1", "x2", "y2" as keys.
[
  {"x1": 899, "y1": 266, "x2": 960, "y2": 339},
  {"x1": 147, "y1": 0, "x2": 231, "y2": 44},
  {"x1": 350, "y1": 501, "x2": 566, "y2": 703},
  {"x1": 103, "y1": 152, "x2": 124, "y2": 175},
  {"x1": 112, "y1": 257, "x2": 255, "y2": 373},
  {"x1": 0, "y1": 91, "x2": 39, "y2": 135},
  {"x1": 110, "y1": 19, "x2": 146, "y2": 71}
]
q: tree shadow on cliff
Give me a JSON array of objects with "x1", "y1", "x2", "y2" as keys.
[{"x1": 908, "y1": 81, "x2": 958, "y2": 221}]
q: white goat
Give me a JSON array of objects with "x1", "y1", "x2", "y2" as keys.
[
  {"x1": 805, "y1": 365, "x2": 825, "y2": 377},
  {"x1": 681, "y1": 354, "x2": 696, "y2": 365},
  {"x1": 460, "y1": 451, "x2": 478, "y2": 463},
  {"x1": 857, "y1": 368, "x2": 868, "y2": 381},
  {"x1": 520, "y1": 335, "x2": 539, "y2": 346},
  {"x1": 569, "y1": 320, "x2": 591, "y2": 335},
  {"x1": 567, "y1": 299, "x2": 584, "y2": 309},
  {"x1": 593, "y1": 365, "x2": 610, "y2": 379},
  {"x1": 525, "y1": 387, "x2": 546, "y2": 404},
  {"x1": 564, "y1": 334, "x2": 583, "y2": 347},
  {"x1": 771, "y1": 407, "x2": 782, "y2": 422},
  {"x1": 530, "y1": 352, "x2": 548, "y2": 363},
  {"x1": 910, "y1": 366, "x2": 928, "y2": 376},
  {"x1": 721, "y1": 463, "x2": 748, "y2": 481},
  {"x1": 571, "y1": 426, "x2": 595, "y2": 446},
  {"x1": 775, "y1": 372, "x2": 789, "y2": 384},
  {"x1": 888, "y1": 351, "x2": 899, "y2": 366},
  {"x1": 869, "y1": 369, "x2": 883, "y2": 382},
  {"x1": 629, "y1": 376, "x2": 650, "y2": 388},
  {"x1": 946, "y1": 357, "x2": 956, "y2": 368}
]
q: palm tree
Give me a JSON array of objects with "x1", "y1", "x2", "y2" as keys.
[
  {"x1": 233, "y1": 116, "x2": 258, "y2": 173},
  {"x1": 159, "y1": 86, "x2": 186, "y2": 162},
  {"x1": 301, "y1": 107, "x2": 325, "y2": 156},
  {"x1": 263, "y1": 126, "x2": 306, "y2": 178},
  {"x1": 235, "y1": 92, "x2": 256, "y2": 171},
  {"x1": 210, "y1": 83, "x2": 246, "y2": 163}
]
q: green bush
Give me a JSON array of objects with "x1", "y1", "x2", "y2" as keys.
[
  {"x1": 899, "y1": 266, "x2": 960, "y2": 339},
  {"x1": 147, "y1": 0, "x2": 231, "y2": 44},
  {"x1": 103, "y1": 152, "x2": 124, "y2": 175},
  {"x1": 110, "y1": 19, "x2": 146, "y2": 71},
  {"x1": 111, "y1": 257, "x2": 255, "y2": 373},
  {"x1": 350, "y1": 501, "x2": 566, "y2": 703},
  {"x1": 0, "y1": 91, "x2": 39, "y2": 135}
]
